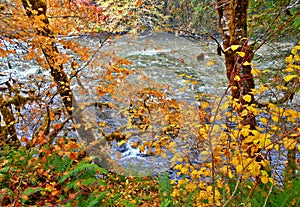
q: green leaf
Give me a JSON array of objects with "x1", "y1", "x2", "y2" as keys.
[
  {"x1": 160, "y1": 199, "x2": 172, "y2": 207},
  {"x1": 22, "y1": 187, "x2": 44, "y2": 197},
  {"x1": 58, "y1": 162, "x2": 107, "y2": 184}
]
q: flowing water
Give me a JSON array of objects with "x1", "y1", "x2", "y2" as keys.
[
  {"x1": 70, "y1": 32, "x2": 230, "y2": 176},
  {"x1": 71, "y1": 32, "x2": 299, "y2": 177},
  {"x1": 0, "y1": 32, "x2": 298, "y2": 177}
]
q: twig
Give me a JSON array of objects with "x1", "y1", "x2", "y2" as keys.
[
  {"x1": 263, "y1": 179, "x2": 274, "y2": 207},
  {"x1": 222, "y1": 176, "x2": 242, "y2": 207}
]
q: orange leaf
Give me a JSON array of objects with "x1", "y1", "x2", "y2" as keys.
[
  {"x1": 53, "y1": 124, "x2": 61, "y2": 130},
  {"x1": 69, "y1": 152, "x2": 77, "y2": 160},
  {"x1": 135, "y1": 0, "x2": 142, "y2": 7},
  {"x1": 22, "y1": 195, "x2": 29, "y2": 201},
  {"x1": 21, "y1": 136, "x2": 29, "y2": 143}
]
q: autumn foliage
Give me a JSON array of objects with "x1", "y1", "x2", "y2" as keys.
[{"x1": 0, "y1": 0, "x2": 299, "y2": 206}]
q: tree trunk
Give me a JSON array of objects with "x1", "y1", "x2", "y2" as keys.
[
  {"x1": 216, "y1": 0, "x2": 256, "y2": 129},
  {"x1": 21, "y1": 0, "x2": 122, "y2": 173},
  {"x1": 0, "y1": 94, "x2": 20, "y2": 148}
]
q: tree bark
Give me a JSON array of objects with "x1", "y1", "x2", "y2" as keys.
[
  {"x1": 21, "y1": 0, "x2": 122, "y2": 173},
  {"x1": 216, "y1": 0, "x2": 256, "y2": 129},
  {"x1": 0, "y1": 94, "x2": 20, "y2": 148}
]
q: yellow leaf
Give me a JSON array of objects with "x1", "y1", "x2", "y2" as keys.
[
  {"x1": 118, "y1": 140, "x2": 127, "y2": 146},
  {"x1": 261, "y1": 176, "x2": 269, "y2": 184},
  {"x1": 206, "y1": 59, "x2": 215, "y2": 66},
  {"x1": 248, "y1": 161, "x2": 261, "y2": 177},
  {"x1": 271, "y1": 115, "x2": 279, "y2": 123},
  {"x1": 269, "y1": 177, "x2": 276, "y2": 185},
  {"x1": 234, "y1": 75, "x2": 241, "y2": 81},
  {"x1": 236, "y1": 52, "x2": 245, "y2": 57},
  {"x1": 231, "y1": 45, "x2": 240, "y2": 51},
  {"x1": 250, "y1": 130, "x2": 260, "y2": 138},
  {"x1": 241, "y1": 109, "x2": 248, "y2": 117},
  {"x1": 228, "y1": 170, "x2": 234, "y2": 178},
  {"x1": 139, "y1": 145, "x2": 145, "y2": 152},
  {"x1": 285, "y1": 55, "x2": 294, "y2": 63},
  {"x1": 285, "y1": 66, "x2": 294, "y2": 72},
  {"x1": 259, "y1": 118, "x2": 268, "y2": 125},
  {"x1": 171, "y1": 189, "x2": 180, "y2": 197},
  {"x1": 260, "y1": 160, "x2": 269, "y2": 168},
  {"x1": 291, "y1": 45, "x2": 300, "y2": 54},
  {"x1": 283, "y1": 138, "x2": 297, "y2": 150},
  {"x1": 268, "y1": 103, "x2": 276, "y2": 109},
  {"x1": 32, "y1": 10, "x2": 38, "y2": 15},
  {"x1": 284, "y1": 75, "x2": 297, "y2": 82},
  {"x1": 173, "y1": 164, "x2": 181, "y2": 171},
  {"x1": 242, "y1": 94, "x2": 252, "y2": 103},
  {"x1": 236, "y1": 165, "x2": 243, "y2": 174},
  {"x1": 181, "y1": 166, "x2": 189, "y2": 174},
  {"x1": 243, "y1": 61, "x2": 251, "y2": 66},
  {"x1": 186, "y1": 182, "x2": 197, "y2": 192},
  {"x1": 251, "y1": 68, "x2": 261, "y2": 75},
  {"x1": 201, "y1": 101, "x2": 210, "y2": 109}
]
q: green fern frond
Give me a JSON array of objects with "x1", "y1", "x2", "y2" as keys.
[
  {"x1": 85, "y1": 192, "x2": 107, "y2": 207},
  {"x1": 81, "y1": 177, "x2": 97, "y2": 186},
  {"x1": 66, "y1": 181, "x2": 79, "y2": 190},
  {"x1": 158, "y1": 171, "x2": 172, "y2": 198},
  {"x1": 51, "y1": 153, "x2": 73, "y2": 174},
  {"x1": 23, "y1": 187, "x2": 44, "y2": 196},
  {"x1": 58, "y1": 162, "x2": 107, "y2": 184},
  {"x1": 97, "y1": 179, "x2": 106, "y2": 186},
  {"x1": 0, "y1": 166, "x2": 11, "y2": 173}
]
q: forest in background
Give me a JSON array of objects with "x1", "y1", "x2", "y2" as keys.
[{"x1": 0, "y1": 0, "x2": 299, "y2": 206}]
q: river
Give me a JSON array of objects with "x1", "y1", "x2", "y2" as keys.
[{"x1": 0, "y1": 32, "x2": 298, "y2": 177}]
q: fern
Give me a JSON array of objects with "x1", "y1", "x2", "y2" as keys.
[
  {"x1": 48, "y1": 153, "x2": 73, "y2": 174},
  {"x1": 160, "y1": 199, "x2": 172, "y2": 207},
  {"x1": 85, "y1": 192, "x2": 107, "y2": 206},
  {"x1": 120, "y1": 199, "x2": 138, "y2": 207},
  {"x1": 269, "y1": 179, "x2": 300, "y2": 207},
  {"x1": 158, "y1": 172, "x2": 172, "y2": 199},
  {"x1": 66, "y1": 180, "x2": 79, "y2": 190},
  {"x1": 0, "y1": 166, "x2": 11, "y2": 173},
  {"x1": 77, "y1": 194, "x2": 85, "y2": 207},
  {"x1": 58, "y1": 162, "x2": 107, "y2": 184},
  {"x1": 75, "y1": 192, "x2": 107, "y2": 207},
  {"x1": 81, "y1": 177, "x2": 97, "y2": 186},
  {"x1": 97, "y1": 179, "x2": 106, "y2": 186},
  {"x1": 22, "y1": 187, "x2": 44, "y2": 196}
]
